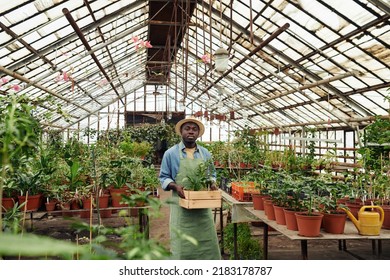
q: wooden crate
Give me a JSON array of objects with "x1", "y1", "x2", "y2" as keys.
[{"x1": 179, "y1": 190, "x2": 222, "y2": 209}]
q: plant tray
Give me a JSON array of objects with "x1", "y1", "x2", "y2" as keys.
[
  {"x1": 231, "y1": 181, "x2": 260, "y2": 202},
  {"x1": 179, "y1": 190, "x2": 222, "y2": 209}
]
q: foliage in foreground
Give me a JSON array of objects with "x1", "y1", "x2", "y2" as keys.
[{"x1": 223, "y1": 222, "x2": 263, "y2": 260}]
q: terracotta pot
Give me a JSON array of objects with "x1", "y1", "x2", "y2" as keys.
[
  {"x1": 252, "y1": 194, "x2": 270, "y2": 210},
  {"x1": 18, "y1": 194, "x2": 42, "y2": 211},
  {"x1": 71, "y1": 200, "x2": 82, "y2": 210},
  {"x1": 82, "y1": 198, "x2": 94, "y2": 209},
  {"x1": 45, "y1": 201, "x2": 57, "y2": 212},
  {"x1": 2, "y1": 197, "x2": 15, "y2": 211},
  {"x1": 364, "y1": 199, "x2": 380, "y2": 206},
  {"x1": 262, "y1": 197, "x2": 270, "y2": 216},
  {"x1": 322, "y1": 212, "x2": 347, "y2": 234},
  {"x1": 273, "y1": 205, "x2": 286, "y2": 225},
  {"x1": 98, "y1": 194, "x2": 110, "y2": 208},
  {"x1": 109, "y1": 187, "x2": 129, "y2": 207},
  {"x1": 295, "y1": 212, "x2": 324, "y2": 237},
  {"x1": 283, "y1": 208, "x2": 300, "y2": 231},
  {"x1": 382, "y1": 205, "x2": 390, "y2": 229},
  {"x1": 61, "y1": 202, "x2": 73, "y2": 217},
  {"x1": 264, "y1": 200, "x2": 275, "y2": 220}
]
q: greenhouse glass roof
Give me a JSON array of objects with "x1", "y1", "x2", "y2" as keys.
[{"x1": 0, "y1": 0, "x2": 389, "y2": 133}]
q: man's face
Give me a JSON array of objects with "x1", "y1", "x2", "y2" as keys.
[{"x1": 180, "y1": 122, "x2": 200, "y2": 143}]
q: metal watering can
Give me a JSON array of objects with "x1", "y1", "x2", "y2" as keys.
[{"x1": 342, "y1": 205, "x2": 384, "y2": 236}]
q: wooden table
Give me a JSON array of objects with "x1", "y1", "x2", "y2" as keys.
[{"x1": 245, "y1": 207, "x2": 390, "y2": 260}]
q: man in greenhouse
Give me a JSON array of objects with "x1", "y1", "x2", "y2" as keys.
[{"x1": 159, "y1": 117, "x2": 221, "y2": 260}]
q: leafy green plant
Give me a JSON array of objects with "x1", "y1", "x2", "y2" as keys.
[
  {"x1": 223, "y1": 222, "x2": 262, "y2": 260},
  {"x1": 12, "y1": 169, "x2": 43, "y2": 196},
  {"x1": 300, "y1": 177, "x2": 326, "y2": 215},
  {"x1": 2, "y1": 201, "x2": 25, "y2": 233},
  {"x1": 142, "y1": 165, "x2": 160, "y2": 194},
  {"x1": 317, "y1": 181, "x2": 350, "y2": 213},
  {"x1": 182, "y1": 160, "x2": 215, "y2": 191},
  {"x1": 1, "y1": 176, "x2": 17, "y2": 198},
  {"x1": 65, "y1": 159, "x2": 85, "y2": 191},
  {"x1": 359, "y1": 117, "x2": 390, "y2": 171},
  {"x1": 120, "y1": 189, "x2": 162, "y2": 214},
  {"x1": 134, "y1": 141, "x2": 152, "y2": 158}
]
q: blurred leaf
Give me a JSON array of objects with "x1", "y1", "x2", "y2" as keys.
[{"x1": 0, "y1": 233, "x2": 84, "y2": 258}]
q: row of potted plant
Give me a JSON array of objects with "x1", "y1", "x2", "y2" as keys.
[
  {"x1": 249, "y1": 169, "x2": 390, "y2": 236},
  {"x1": 1, "y1": 133, "x2": 161, "y2": 214}
]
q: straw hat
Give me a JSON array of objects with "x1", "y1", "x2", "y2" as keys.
[{"x1": 175, "y1": 116, "x2": 205, "y2": 137}]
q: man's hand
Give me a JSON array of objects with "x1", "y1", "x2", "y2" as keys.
[
  {"x1": 210, "y1": 182, "x2": 218, "y2": 190},
  {"x1": 168, "y1": 183, "x2": 186, "y2": 198}
]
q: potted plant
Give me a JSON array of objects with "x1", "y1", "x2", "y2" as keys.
[
  {"x1": 13, "y1": 168, "x2": 44, "y2": 211},
  {"x1": 294, "y1": 177, "x2": 324, "y2": 237},
  {"x1": 266, "y1": 172, "x2": 291, "y2": 225},
  {"x1": 134, "y1": 141, "x2": 152, "y2": 159},
  {"x1": 207, "y1": 141, "x2": 226, "y2": 167},
  {"x1": 142, "y1": 165, "x2": 160, "y2": 197},
  {"x1": 42, "y1": 184, "x2": 62, "y2": 212},
  {"x1": 283, "y1": 177, "x2": 306, "y2": 231},
  {"x1": 250, "y1": 170, "x2": 272, "y2": 210},
  {"x1": 107, "y1": 158, "x2": 133, "y2": 207},
  {"x1": 317, "y1": 181, "x2": 349, "y2": 234},
  {"x1": 1, "y1": 178, "x2": 17, "y2": 212}
]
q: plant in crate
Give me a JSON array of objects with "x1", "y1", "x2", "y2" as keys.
[
  {"x1": 179, "y1": 159, "x2": 221, "y2": 209},
  {"x1": 181, "y1": 159, "x2": 215, "y2": 191}
]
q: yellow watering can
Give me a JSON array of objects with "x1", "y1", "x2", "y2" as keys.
[{"x1": 342, "y1": 205, "x2": 384, "y2": 236}]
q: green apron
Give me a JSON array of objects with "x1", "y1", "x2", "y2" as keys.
[{"x1": 169, "y1": 148, "x2": 221, "y2": 260}]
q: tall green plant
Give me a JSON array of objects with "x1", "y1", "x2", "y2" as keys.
[{"x1": 0, "y1": 94, "x2": 41, "y2": 233}]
